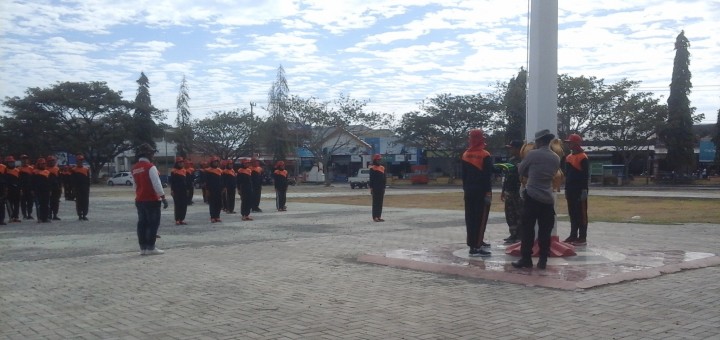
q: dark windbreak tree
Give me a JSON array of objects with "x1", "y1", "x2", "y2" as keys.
[
  {"x1": 502, "y1": 67, "x2": 527, "y2": 143},
  {"x1": 660, "y1": 30, "x2": 696, "y2": 174},
  {"x1": 133, "y1": 72, "x2": 164, "y2": 149},
  {"x1": 175, "y1": 75, "x2": 193, "y2": 157},
  {"x1": 265, "y1": 65, "x2": 292, "y2": 162}
]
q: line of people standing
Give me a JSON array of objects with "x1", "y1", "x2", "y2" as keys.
[{"x1": 0, "y1": 153, "x2": 91, "y2": 224}]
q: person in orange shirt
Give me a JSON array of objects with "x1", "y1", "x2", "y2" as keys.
[
  {"x1": 272, "y1": 161, "x2": 289, "y2": 211},
  {"x1": 169, "y1": 157, "x2": 188, "y2": 225},
  {"x1": 461, "y1": 129, "x2": 494, "y2": 257},
  {"x1": 46, "y1": 156, "x2": 63, "y2": 220},
  {"x1": 369, "y1": 154, "x2": 386, "y2": 222},
  {"x1": 31, "y1": 158, "x2": 52, "y2": 223},
  {"x1": 250, "y1": 159, "x2": 263, "y2": 213},
  {"x1": 236, "y1": 159, "x2": 254, "y2": 221},
  {"x1": 71, "y1": 154, "x2": 91, "y2": 221},
  {"x1": 563, "y1": 133, "x2": 590, "y2": 246},
  {"x1": 204, "y1": 157, "x2": 223, "y2": 223},
  {"x1": 184, "y1": 158, "x2": 195, "y2": 205},
  {"x1": 4, "y1": 156, "x2": 22, "y2": 223},
  {"x1": 18, "y1": 155, "x2": 34, "y2": 220},
  {"x1": 221, "y1": 160, "x2": 237, "y2": 214}
]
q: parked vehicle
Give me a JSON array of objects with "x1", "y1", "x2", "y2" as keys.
[
  {"x1": 107, "y1": 172, "x2": 134, "y2": 186},
  {"x1": 348, "y1": 169, "x2": 370, "y2": 189}
]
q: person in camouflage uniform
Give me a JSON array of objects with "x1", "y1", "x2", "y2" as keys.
[{"x1": 499, "y1": 140, "x2": 524, "y2": 244}]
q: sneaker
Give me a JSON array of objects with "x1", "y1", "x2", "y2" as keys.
[
  {"x1": 512, "y1": 259, "x2": 533, "y2": 268},
  {"x1": 52, "y1": 216, "x2": 61, "y2": 221},
  {"x1": 469, "y1": 248, "x2": 491, "y2": 257},
  {"x1": 480, "y1": 242, "x2": 491, "y2": 249},
  {"x1": 503, "y1": 238, "x2": 519, "y2": 245},
  {"x1": 145, "y1": 248, "x2": 164, "y2": 255},
  {"x1": 563, "y1": 236, "x2": 577, "y2": 243},
  {"x1": 571, "y1": 239, "x2": 587, "y2": 246}
]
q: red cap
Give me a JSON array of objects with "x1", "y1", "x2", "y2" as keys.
[
  {"x1": 5, "y1": 156, "x2": 15, "y2": 162},
  {"x1": 35, "y1": 158, "x2": 47, "y2": 164},
  {"x1": 276, "y1": 161, "x2": 285, "y2": 167},
  {"x1": 209, "y1": 156, "x2": 220, "y2": 162},
  {"x1": 46, "y1": 155, "x2": 57, "y2": 161},
  {"x1": 175, "y1": 157, "x2": 184, "y2": 162},
  {"x1": 76, "y1": 154, "x2": 85, "y2": 161},
  {"x1": 373, "y1": 154, "x2": 382, "y2": 161},
  {"x1": 565, "y1": 133, "x2": 582, "y2": 144}
]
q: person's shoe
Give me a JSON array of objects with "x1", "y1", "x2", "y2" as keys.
[
  {"x1": 469, "y1": 248, "x2": 492, "y2": 257},
  {"x1": 480, "y1": 242, "x2": 491, "y2": 249},
  {"x1": 503, "y1": 238, "x2": 519, "y2": 245},
  {"x1": 176, "y1": 221, "x2": 181, "y2": 225},
  {"x1": 145, "y1": 248, "x2": 164, "y2": 255},
  {"x1": 12, "y1": 218, "x2": 21, "y2": 223},
  {"x1": 0, "y1": 221, "x2": 6, "y2": 225},
  {"x1": 537, "y1": 258, "x2": 548, "y2": 269},
  {"x1": 563, "y1": 236, "x2": 577, "y2": 243},
  {"x1": 52, "y1": 216, "x2": 61, "y2": 221},
  {"x1": 511, "y1": 259, "x2": 533, "y2": 268},
  {"x1": 377, "y1": 218, "x2": 385, "y2": 222},
  {"x1": 179, "y1": 221, "x2": 187, "y2": 225},
  {"x1": 211, "y1": 218, "x2": 219, "y2": 223},
  {"x1": 140, "y1": 249, "x2": 147, "y2": 256},
  {"x1": 78, "y1": 216, "x2": 83, "y2": 221},
  {"x1": 571, "y1": 239, "x2": 587, "y2": 246},
  {"x1": 373, "y1": 217, "x2": 380, "y2": 222}
]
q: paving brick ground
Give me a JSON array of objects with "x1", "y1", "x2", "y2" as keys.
[{"x1": 1, "y1": 185, "x2": 718, "y2": 339}]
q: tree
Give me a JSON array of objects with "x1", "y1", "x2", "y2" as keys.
[
  {"x1": 501, "y1": 67, "x2": 526, "y2": 142},
  {"x1": 2, "y1": 81, "x2": 135, "y2": 183},
  {"x1": 133, "y1": 72, "x2": 164, "y2": 148},
  {"x1": 395, "y1": 93, "x2": 500, "y2": 179},
  {"x1": 287, "y1": 93, "x2": 391, "y2": 186},
  {"x1": 264, "y1": 65, "x2": 292, "y2": 162},
  {"x1": 659, "y1": 30, "x2": 696, "y2": 174},
  {"x1": 593, "y1": 79, "x2": 668, "y2": 175},
  {"x1": 174, "y1": 75, "x2": 193, "y2": 157},
  {"x1": 557, "y1": 74, "x2": 609, "y2": 139},
  {"x1": 192, "y1": 109, "x2": 259, "y2": 160}
]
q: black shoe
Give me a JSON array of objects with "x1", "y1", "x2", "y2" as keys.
[
  {"x1": 469, "y1": 248, "x2": 491, "y2": 257},
  {"x1": 82, "y1": 216, "x2": 89, "y2": 221},
  {"x1": 563, "y1": 236, "x2": 577, "y2": 243},
  {"x1": 480, "y1": 242, "x2": 491, "y2": 249},
  {"x1": 52, "y1": 216, "x2": 61, "y2": 221},
  {"x1": 503, "y1": 238, "x2": 519, "y2": 245},
  {"x1": 511, "y1": 259, "x2": 533, "y2": 268},
  {"x1": 537, "y1": 259, "x2": 547, "y2": 269}
]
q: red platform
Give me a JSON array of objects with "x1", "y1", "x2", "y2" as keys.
[{"x1": 504, "y1": 235, "x2": 576, "y2": 257}]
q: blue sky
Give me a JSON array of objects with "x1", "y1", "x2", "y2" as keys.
[{"x1": 1, "y1": 0, "x2": 718, "y2": 126}]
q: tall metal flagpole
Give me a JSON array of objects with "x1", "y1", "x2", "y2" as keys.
[{"x1": 525, "y1": 0, "x2": 558, "y2": 139}]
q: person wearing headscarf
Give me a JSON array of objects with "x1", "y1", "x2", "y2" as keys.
[
  {"x1": 563, "y1": 133, "x2": 590, "y2": 246},
  {"x1": 461, "y1": 129, "x2": 494, "y2": 257},
  {"x1": 273, "y1": 161, "x2": 289, "y2": 211},
  {"x1": 369, "y1": 154, "x2": 386, "y2": 222},
  {"x1": 46, "y1": 156, "x2": 63, "y2": 220},
  {"x1": 31, "y1": 157, "x2": 52, "y2": 223},
  {"x1": 204, "y1": 157, "x2": 223, "y2": 223},
  {"x1": 236, "y1": 159, "x2": 254, "y2": 221},
  {"x1": 131, "y1": 143, "x2": 168, "y2": 255},
  {"x1": 169, "y1": 157, "x2": 188, "y2": 225},
  {"x1": 71, "y1": 154, "x2": 91, "y2": 221}
]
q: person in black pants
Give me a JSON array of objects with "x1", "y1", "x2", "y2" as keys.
[
  {"x1": 512, "y1": 129, "x2": 561, "y2": 270},
  {"x1": 31, "y1": 158, "x2": 52, "y2": 223},
  {"x1": 71, "y1": 154, "x2": 90, "y2": 221},
  {"x1": 273, "y1": 161, "x2": 289, "y2": 211},
  {"x1": 563, "y1": 133, "x2": 590, "y2": 246},
  {"x1": 369, "y1": 154, "x2": 386, "y2": 222},
  {"x1": 222, "y1": 160, "x2": 237, "y2": 214},
  {"x1": 237, "y1": 159, "x2": 254, "y2": 221},
  {"x1": 204, "y1": 157, "x2": 223, "y2": 223},
  {"x1": 461, "y1": 129, "x2": 494, "y2": 257},
  {"x1": 250, "y1": 159, "x2": 263, "y2": 212},
  {"x1": 184, "y1": 159, "x2": 195, "y2": 205},
  {"x1": 169, "y1": 157, "x2": 188, "y2": 225}
]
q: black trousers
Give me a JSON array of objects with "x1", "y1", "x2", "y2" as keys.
[
  {"x1": 21, "y1": 189, "x2": 33, "y2": 217},
  {"x1": 240, "y1": 190, "x2": 252, "y2": 216},
  {"x1": 186, "y1": 184, "x2": 194, "y2": 204},
  {"x1": 253, "y1": 185, "x2": 262, "y2": 209},
  {"x1": 75, "y1": 187, "x2": 89, "y2": 217},
  {"x1": 371, "y1": 188, "x2": 385, "y2": 218},
  {"x1": 7, "y1": 189, "x2": 20, "y2": 219},
  {"x1": 275, "y1": 189, "x2": 287, "y2": 210},
  {"x1": 172, "y1": 192, "x2": 188, "y2": 222},
  {"x1": 464, "y1": 191, "x2": 491, "y2": 248},
  {"x1": 50, "y1": 187, "x2": 62, "y2": 216},
  {"x1": 35, "y1": 191, "x2": 51, "y2": 222},
  {"x1": 224, "y1": 187, "x2": 236, "y2": 212},
  {"x1": 208, "y1": 189, "x2": 222, "y2": 219},
  {"x1": 519, "y1": 192, "x2": 556, "y2": 260},
  {"x1": 565, "y1": 189, "x2": 588, "y2": 239}
]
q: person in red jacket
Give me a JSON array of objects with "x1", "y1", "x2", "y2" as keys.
[
  {"x1": 131, "y1": 143, "x2": 168, "y2": 255},
  {"x1": 369, "y1": 154, "x2": 386, "y2": 222},
  {"x1": 0, "y1": 156, "x2": 6, "y2": 225},
  {"x1": 563, "y1": 133, "x2": 590, "y2": 246}
]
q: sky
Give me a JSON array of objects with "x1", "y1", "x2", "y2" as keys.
[{"x1": 1, "y1": 0, "x2": 719, "y2": 127}]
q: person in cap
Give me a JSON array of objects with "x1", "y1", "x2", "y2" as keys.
[
  {"x1": 46, "y1": 156, "x2": 63, "y2": 220},
  {"x1": 461, "y1": 129, "x2": 494, "y2": 257},
  {"x1": 71, "y1": 154, "x2": 91, "y2": 221},
  {"x1": 273, "y1": 161, "x2": 289, "y2": 211},
  {"x1": 169, "y1": 157, "x2": 188, "y2": 225},
  {"x1": 131, "y1": 143, "x2": 168, "y2": 255},
  {"x1": 4, "y1": 156, "x2": 22, "y2": 223},
  {"x1": 204, "y1": 156, "x2": 223, "y2": 223},
  {"x1": 512, "y1": 129, "x2": 561, "y2": 269},
  {"x1": 221, "y1": 159, "x2": 237, "y2": 214},
  {"x1": 500, "y1": 140, "x2": 525, "y2": 244},
  {"x1": 18, "y1": 155, "x2": 34, "y2": 220},
  {"x1": 31, "y1": 157, "x2": 52, "y2": 223},
  {"x1": 184, "y1": 158, "x2": 195, "y2": 205},
  {"x1": 236, "y1": 158, "x2": 254, "y2": 220},
  {"x1": 563, "y1": 133, "x2": 590, "y2": 246},
  {"x1": 369, "y1": 154, "x2": 387, "y2": 222},
  {"x1": 250, "y1": 158, "x2": 263, "y2": 213},
  {"x1": 0, "y1": 155, "x2": 7, "y2": 225}
]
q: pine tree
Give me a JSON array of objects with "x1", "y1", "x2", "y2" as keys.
[
  {"x1": 266, "y1": 65, "x2": 291, "y2": 162},
  {"x1": 660, "y1": 30, "x2": 696, "y2": 174},
  {"x1": 175, "y1": 75, "x2": 193, "y2": 156},
  {"x1": 133, "y1": 72, "x2": 160, "y2": 148},
  {"x1": 503, "y1": 67, "x2": 527, "y2": 142}
]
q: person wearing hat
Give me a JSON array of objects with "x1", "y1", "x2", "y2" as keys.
[
  {"x1": 131, "y1": 143, "x2": 168, "y2": 255},
  {"x1": 236, "y1": 158, "x2": 254, "y2": 220},
  {"x1": 512, "y1": 129, "x2": 561, "y2": 269},
  {"x1": 4, "y1": 156, "x2": 22, "y2": 223},
  {"x1": 31, "y1": 158, "x2": 52, "y2": 223},
  {"x1": 368, "y1": 153, "x2": 387, "y2": 222},
  {"x1": 250, "y1": 158, "x2": 263, "y2": 213},
  {"x1": 563, "y1": 133, "x2": 590, "y2": 246},
  {"x1": 46, "y1": 156, "x2": 63, "y2": 220},
  {"x1": 500, "y1": 140, "x2": 525, "y2": 244},
  {"x1": 184, "y1": 158, "x2": 195, "y2": 205},
  {"x1": 273, "y1": 161, "x2": 289, "y2": 211},
  {"x1": 18, "y1": 155, "x2": 34, "y2": 220},
  {"x1": 204, "y1": 156, "x2": 224, "y2": 223},
  {"x1": 71, "y1": 154, "x2": 91, "y2": 221},
  {"x1": 221, "y1": 159, "x2": 237, "y2": 214},
  {"x1": 169, "y1": 156, "x2": 188, "y2": 225},
  {"x1": 461, "y1": 129, "x2": 494, "y2": 257},
  {"x1": 0, "y1": 156, "x2": 7, "y2": 225}
]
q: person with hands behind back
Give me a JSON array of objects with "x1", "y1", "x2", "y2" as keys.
[
  {"x1": 563, "y1": 133, "x2": 590, "y2": 246},
  {"x1": 131, "y1": 143, "x2": 168, "y2": 256},
  {"x1": 461, "y1": 129, "x2": 494, "y2": 257},
  {"x1": 369, "y1": 154, "x2": 386, "y2": 222}
]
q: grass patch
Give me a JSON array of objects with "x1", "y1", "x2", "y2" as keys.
[{"x1": 293, "y1": 193, "x2": 720, "y2": 224}]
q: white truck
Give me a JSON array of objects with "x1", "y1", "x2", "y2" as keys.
[{"x1": 348, "y1": 168, "x2": 371, "y2": 189}]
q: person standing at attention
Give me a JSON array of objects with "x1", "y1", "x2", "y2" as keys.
[
  {"x1": 273, "y1": 161, "x2": 289, "y2": 211},
  {"x1": 369, "y1": 154, "x2": 386, "y2": 222},
  {"x1": 204, "y1": 157, "x2": 223, "y2": 223},
  {"x1": 71, "y1": 154, "x2": 90, "y2": 221},
  {"x1": 461, "y1": 129, "x2": 494, "y2": 257},
  {"x1": 512, "y1": 129, "x2": 561, "y2": 270},
  {"x1": 169, "y1": 157, "x2": 188, "y2": 225},
  {"x1": 132, "y1": 143, "x2": 168, "y2": 255},
  {"x1": 563, "y1": 133, "x2": 590, "y2": 246}
]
